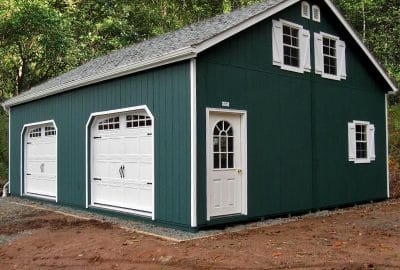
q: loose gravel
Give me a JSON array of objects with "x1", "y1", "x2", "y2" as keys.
[{"x1": 0, "y1": 196, "x2": 396, "y2": 242}]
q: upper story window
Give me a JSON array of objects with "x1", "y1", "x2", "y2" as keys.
[
  {"x1": 301, "y1": 2, "x2": 310, "y2": 19},
  {"x1": 283, "y1": 25, "x2": 300, "y2": 67},
  {"x1": 98, "y1": 117, "x2": 120, "y2": 130},
  {"x1": 314, "y1": 32, "x2": 346, "y2": 80},
  {"x1": 272, "y1": 19, "x2": 311, "y2": 73},
  {"x1": 312, "y1": 5, "x2": 321, "y2": 22},
  {"x1": 126, "y1": 114, "x2": 152, "y2": 128},
  {"x1": 323, "y1": 37, "x2": 337, "y2": 75},
  {"x1": 348, "y1": 121, "x2": 375, "y2": 163},
  {"x1": 45, "y1": 126, "x2": 56, "y2": 136},
  {"x1": 29, "y1": 128, "x2": 41, "y2": 138}
]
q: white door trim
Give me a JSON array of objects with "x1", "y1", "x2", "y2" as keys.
[
  {"x1": 206, "y1": 108, "x2": 248, "y2": 220},
  {"x1": 20, "y1": 119, "x2": 58, "y2": 202},
  {"x1": 85, "y1": 105, "x2": 155, "y2": 220}
]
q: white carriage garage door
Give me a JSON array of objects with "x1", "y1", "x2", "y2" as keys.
[
  {"x1": 90, "y1": 109, "x2": 154, "y2": 216},
  {"x1": 24, "y1": 123, "x2": 57, "y2": 199}
]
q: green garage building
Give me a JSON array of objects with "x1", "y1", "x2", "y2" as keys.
[{"x1": 2, "y1": 0, "x2": 398, "y2": 230}]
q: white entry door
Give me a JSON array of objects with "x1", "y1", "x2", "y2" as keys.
[
  {"x1": 91, "y1": 109, "x2": 153, "y2": 216},
  {"x1": 25, "y1": 124, "x2": 57, "y2": 199},
  {"x1": 207, "y1": 111, "x2": 246, "y2": 218}
]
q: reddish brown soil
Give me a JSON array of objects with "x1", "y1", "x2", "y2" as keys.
[{"x1": 1, "y1": 201, "x2": 400, "y2": 269}]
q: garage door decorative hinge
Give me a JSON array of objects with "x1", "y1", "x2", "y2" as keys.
[
  {"x1": 26, "y1": 173, "x2": 31, "y2": 176},
  {"x1": 93, "y1": 177, "x2": 102, "y2": 181},
  {"x1": 27, "y1": 142, "x2": 31, "y2": 144},
  {"x1": 93, "y1": 136, "x2": 102, "y2": 139}
]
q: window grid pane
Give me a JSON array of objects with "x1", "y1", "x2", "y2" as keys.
[
  {"x1": 355, "y1": 124, "x2": 368, "y2": 159},
  {"x1": 126, "y1": 114, "x2": 152, "y2": 128},
  {"x1": 323, "y1": 37, "x2": 337, "y2": 75},
  {"x1": 283, "y1": 25, "x2": 300, "y2": 67},
  {"x1": 98, "y1": 117, "x2": 120, "y2": 130},
  {"x1": 213, "y1": 121, "x2": 234, "y2": 169}
]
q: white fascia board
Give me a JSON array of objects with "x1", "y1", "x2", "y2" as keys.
[
  {"x1": 193, "y1": 0, "x2": 299, "y2": 53},
  {"x1": 2, "y1": 47, "x2": 197, "y2": 110},
  {"x1": 324, "y1": 0, "x2": 398, "y2": 93}
]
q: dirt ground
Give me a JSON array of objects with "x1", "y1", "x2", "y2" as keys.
[{"x1": 1, "y1": 200, "x2": 400, "y2": 269}]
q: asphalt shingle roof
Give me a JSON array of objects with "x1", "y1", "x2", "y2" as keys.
[{"x1": 14, "y1": 0, "x2": 285, "y2": 99}]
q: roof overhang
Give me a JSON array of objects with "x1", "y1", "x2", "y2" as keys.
[
  {"x1": 2, "y1": 46, "x2": 197, "y2": 111},
  {"x1": 2, "y1": 0, "x2": 397, "y2": 111}
]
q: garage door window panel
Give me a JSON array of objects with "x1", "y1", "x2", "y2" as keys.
[{"x1": 98, "y1": 117, "x2": 120, "y2": 130}]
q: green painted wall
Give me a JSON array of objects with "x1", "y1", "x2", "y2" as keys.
[
  {"x1": 196, "y1": 1, "x2": 388, "y2": 226},
  {"x1": 9, "y1": 62, "x2": 192, "y2": 228}
]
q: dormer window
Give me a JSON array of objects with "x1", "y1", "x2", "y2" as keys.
[
  {"x1": 312, "y1": 5, "x2": 321, "y2": 22},
  {"x1": 272, "y1": 19, "x2": 311, "y2": 73},
  {"x1": 301, "y1": 2, "x2": 310, "y2": 19}
]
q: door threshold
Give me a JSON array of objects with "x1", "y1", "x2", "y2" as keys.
[
  {"x1": 209, "y1": 213, "x2": 245, "y2": 220},
  {"x1": 90, "y1": 203, "x2": 152, "y2": 218},
  {"x1": 24, "y1": 193, "x2": 56, "y2": 202}
]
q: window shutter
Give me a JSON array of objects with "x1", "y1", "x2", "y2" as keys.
[
  {"x1": 314, "y1": 33, "x2": 323, "y2": 74},
  {"x1": 300, "y1": 29, "x2": 311, "y2": 72},
  {"x1": 272, "y1": 20, "x2": 283, "y2": 66},
  {"x1": 337, "y1": 40, "x2": 347, "y2": 79},
  {"x1": 348, "y1": 122, "x2": 356, "y2": 161},
  {"x1": 368, "y1": 124, "x2": 376, "y2": 161}
]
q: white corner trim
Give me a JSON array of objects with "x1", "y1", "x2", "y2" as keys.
[
  {"x1": 8, "y1": 110, "x2": 11, "y2": 194},
  {"x1": 385, "y1": 94, "x2": 390, "y2": 198},
  {"x1": 190, "y1": 59, "x2": 197, "y2": 227},
  {"x1": 323, "y1": 0, "x2": 397, "y2": 93},
  {"x1": 20, "y1": 120, "x2": 58, "y2": 202},
  {"x1": 85, "y1": 105, "x2": 155, "y2": 220}
]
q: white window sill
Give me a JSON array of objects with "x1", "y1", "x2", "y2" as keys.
[
  {"x1": 281, "y1": 64, "x2": 305, "y2": 74},
  {"x1": 354, "y1": 158, "x2": 372, "y2": 164},
  {"x1": 321, "y1": 73, "x2": 341, "y2": 81}
]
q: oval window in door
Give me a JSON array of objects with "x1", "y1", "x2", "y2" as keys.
[{"x1": 213, "y1": 120, "x2": 234, "y2": 169}]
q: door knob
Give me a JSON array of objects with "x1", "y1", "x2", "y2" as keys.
[{"x1": 237, "y1": 168, "x2": 242, "y2": 173}]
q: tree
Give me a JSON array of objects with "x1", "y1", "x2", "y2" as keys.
[
  {"x1": 0, "y1": 0, "x2": 73, "y2": 98},
  {"x1": 334, "y1": 0, "x2": 400, "y2": 99}
]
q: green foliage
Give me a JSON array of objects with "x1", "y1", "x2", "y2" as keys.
[
  {"x1": 389, "y1": 104, "x2": 400, "y2": 164},
  {"x1": 0, "y1": 0, "x2": 73, "y2": 97},
  {"x1": 334, "y1": 0, "x2": 400, "y2": 100}
]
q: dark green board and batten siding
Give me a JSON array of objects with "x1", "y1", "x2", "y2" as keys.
[
  {"x1": 196, "y1": 0, "x2": 387, "y2": 227},
  {"x1": 9, "y1": 62, "x2": 192, "y2": 229}
]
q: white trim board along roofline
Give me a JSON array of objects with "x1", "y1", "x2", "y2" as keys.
[{"x1": 2, "y1": 0, "x2": 397, "y2": 111}]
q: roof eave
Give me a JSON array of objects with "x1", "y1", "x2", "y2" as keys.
[{"x1": 2, "y1": 46, "x2": 197, "y2": 110}]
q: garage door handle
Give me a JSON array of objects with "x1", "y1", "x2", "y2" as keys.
[
  {"x1": 147, "y1": 133, "x2": 152, "y2": 136},
  {"x1": 93, "y1": 178, "x2": 102, "y2": 181},
  {"x1": 147, "y1": 182, "x2": 152, "y2": 185}
]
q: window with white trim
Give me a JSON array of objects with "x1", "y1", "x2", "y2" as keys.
[
  {"x1": 312, "y1": 5, "x2": 321, "y2": 22},
  {"x1": 126, "y1": 114, "x2": 152, "y2": 128},
  {"x1": 348, "y1": 121, "x2": 375, "y2": 163},
  {"x1": 45, "y1": 126, "x2": 56, "y2": 136},
  {"x1": 272, "y1": 19, "x2": 311, "y2": 73},
  {"x1": 314, "y1": 32, "x2": 346, "y2": 80},
  {"x1": 323, "y1": 37, "x2": 337, "y2": 75},
  {"x1": 29, "y1": 128, "x2": 41, "y2": 138},
  {"x1": 301, "y1": 2, "x2": 310, "y2": 19},
  {"x1": 213, "y1": 121, "x2": 234, "y2": 169},
  {"x1": 98, "y1": 117, "x2": 120, "y2": 130}
]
